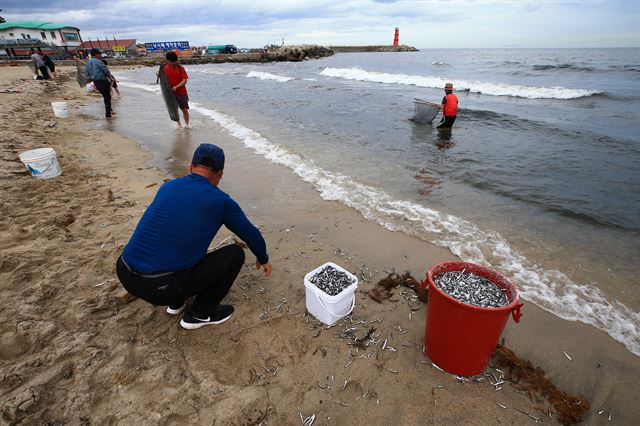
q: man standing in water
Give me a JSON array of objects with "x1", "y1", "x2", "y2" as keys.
[
  {"x1": 116, "y1": 143, "x2": 272, "y2": 329},
  {"x1": 437, "y1": 82, "x2": 458, "y2": 129},
  {"x1": 85, "y1": 49, "x2": 115, "y2": 118},
  {"x1": 162, "y1": 51, "x2": 190, "y2": 129}
]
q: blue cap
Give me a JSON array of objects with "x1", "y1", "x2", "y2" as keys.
[{"x1": 192, "y1": 143, "x2": 225, "y2": 170}]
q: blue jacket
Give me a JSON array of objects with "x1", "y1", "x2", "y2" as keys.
[
  {"x1": 123, "y1": 173, "x2": 268, "y2": 273},
  {"x1": 85, "y1": 57, "x2": 112, "y2": 81}
]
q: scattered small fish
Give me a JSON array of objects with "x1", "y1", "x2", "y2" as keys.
[{"x1": 562, "y1": 350, "x2": 572, "y2": 361}]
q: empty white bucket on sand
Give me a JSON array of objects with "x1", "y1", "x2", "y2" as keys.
[
  {"x1": 304, "y1": 262, "x2": 358, "y2": 325},
  {"x1": 51, "y1": 101, "x2": 69, "y2": 118},
  {"x1": 19, "y1": 148, "x2": 62, "y2": 179}
]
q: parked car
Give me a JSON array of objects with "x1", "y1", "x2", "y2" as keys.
[
  {"x1": 221, "y1": 44, "x2": 237, "y2": 54},
  {"x1": 206, "y1": 44, "x2": 238, "y2": 55}
]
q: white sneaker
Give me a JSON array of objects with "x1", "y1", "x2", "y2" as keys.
[{"x1": 166, "y1": 302, "x2": 186, "y2": 315}]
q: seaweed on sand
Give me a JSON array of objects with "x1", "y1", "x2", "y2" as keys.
[
  {"x1": 492, "y1": 344, "x2": 590, "y2": 425},
  {"x1": 369, "y1": 272, "x2": 428, "y2": 303}
]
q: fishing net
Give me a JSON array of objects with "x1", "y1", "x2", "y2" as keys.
[
  {"x1": 159, "y1": 64, "x2": 180, "y2": 122},
  {"x1": 411, "y1": 99, "x2": 439, "y2": 124},
  {"x1": 75, "y1": 61, "x2": 90, "y2": 88}
]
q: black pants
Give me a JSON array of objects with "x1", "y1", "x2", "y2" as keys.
[
  {"x1": 93, "y1": 79, "x2": 112, "y2": 117},
  {"x1": 437, "y1": 115, "x2": 456, "y2": 129},
  {"x1": 116, "y1": 244, "x2": 246, "y2": 316},
  {"x1": 38, "y1": 65, "x2": 50, "y2": 80}
]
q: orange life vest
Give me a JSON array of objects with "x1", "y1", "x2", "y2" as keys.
[{"x1": 443, "y1": 93, "x2": 458, "y2": 117}]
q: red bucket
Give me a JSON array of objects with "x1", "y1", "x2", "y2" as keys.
[{"x1": 421, "y1": 261, "x2": 523, "y2": 376}]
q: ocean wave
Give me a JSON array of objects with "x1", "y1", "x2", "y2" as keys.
[
  {"x1": 532, "y1": 63, "x2": 595, "y2": 72},
  {"x1": 118, "y1": 81, "x2": 160, "y2": 93},
  {"x1": 247, "y1": 71, "x2": 294, "y2": 82},
  {"x1": 432, "y1": 61, "x2": 449, "y2": 66},
  {"x1": 192, "y1": 68, "x2": 239, "y2": 76},
  {"x1": 185, "y1": 99, "x2": 639, "y2": 357},
  {"x1": 320, "y1": 67, "x2": 601, "y2": 99}
]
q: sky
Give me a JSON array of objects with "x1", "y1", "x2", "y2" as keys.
[{"x1": 1, "y1": 0, "x2": 638, "y2": 48}]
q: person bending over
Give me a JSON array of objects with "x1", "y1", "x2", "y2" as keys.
[
  {"x1": 437, "y1": 82, "x2": 458, "y2": 129},
  {"x1": 116, "y1": 143, "x2": 272, "y2": 329},
  {"x1": 31, "y1": 53, "x2": 50, "y2": 79}
]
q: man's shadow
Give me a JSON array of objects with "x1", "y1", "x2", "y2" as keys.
[{"x1": 409, "y1": 120, "x2": 455, "y2": 151}]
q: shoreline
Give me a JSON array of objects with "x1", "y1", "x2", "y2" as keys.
[{"x1": 1, "y1": 65, "x2": 638, "y2": 424}]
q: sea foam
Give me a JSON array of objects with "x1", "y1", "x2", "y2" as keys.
[
  {"x1": 247, "y1": 71, "x2": 294, "y2": 82},
  {"x1": 320, "y1": 67, "x2": 601, "y2": 99}
]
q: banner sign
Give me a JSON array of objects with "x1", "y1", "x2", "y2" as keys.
[
  {"x1": 112, "y1": 46, "x2": 126, "y2": 52},
  {"x1": 144, "y1": 41, "x2": 190, "y2": 51}
]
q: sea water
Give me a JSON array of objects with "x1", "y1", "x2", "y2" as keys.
[{"x1": 117, "y1": 48, "x2": 640, "y2": 356}]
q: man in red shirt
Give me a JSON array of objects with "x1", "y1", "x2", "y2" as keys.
[
  {"x1": 163, "y1": 51, "x2": 190, "y2": 129},
  {"x1": 437, "y1": 82, "x2": 458, "y2": 129}
]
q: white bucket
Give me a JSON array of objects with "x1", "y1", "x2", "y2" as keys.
[
  {"x1": 18, "y1": 148, "x2": 62, "y2": 179},
  {"x1": 51, "y1": 101, "x2": 69, "y2": 118},
  {"x1": 304, "y1": 262, "x2": 358, "y2": 326}
]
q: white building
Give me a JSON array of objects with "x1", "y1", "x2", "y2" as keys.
[{"x1": 0, "y1": 20, "x2": 82, "y2": 55}]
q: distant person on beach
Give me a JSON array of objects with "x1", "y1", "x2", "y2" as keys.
[
  {"x1": 437, "y1": 82, "x2": 458, "y2": 129},
  {"x1": 100, "y1": 59, "x2": 120, "y2": 97},
  {"x1": 42, "y1": 54, "x2": 56, "y2": 79},
  {"x1": 85, "y1": 48, "x2": 115, "y2": 118},
  {"x1": 31, "y1": 53, "x2": 50, "y2": 79},
  {"x1": 116, "y1": 143, "x2": 272, "y2": 329},
  {"x1": 160, "y1": 51, "x2": 190, "y2": 129}
]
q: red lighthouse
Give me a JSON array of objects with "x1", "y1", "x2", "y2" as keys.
[{"x1": 393, "y1": 27, "x2": 399, "y2": 47}]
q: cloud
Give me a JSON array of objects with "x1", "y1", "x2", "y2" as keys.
[{"x1": 1, "y1": 0, "x2": 637, "y2": 48}]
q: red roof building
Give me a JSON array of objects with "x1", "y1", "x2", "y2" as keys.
[{"x1": 77, "y1": 38, "x2": 137, "y2": 56}]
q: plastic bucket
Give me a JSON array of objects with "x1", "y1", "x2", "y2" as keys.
[
  {"x1": 421, "y1": 261, "x2": 523, "y2": 376},
  {"x1": 304, "y1": 262, "x2": 358, "y2": 326},
  {"x1": 18, "y1": 147, "x2": 62, "y2": 179},
  {"x1": 51, "y1": 101, "x2": 69, "y2": 118}
]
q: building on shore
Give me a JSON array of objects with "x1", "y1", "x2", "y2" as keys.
[
  {"x1": 77, "y1": 39, "x2": 138, "y2": 58},
  {"x1": 0, "y1": 21, "x2": 82, "y2": 57}
]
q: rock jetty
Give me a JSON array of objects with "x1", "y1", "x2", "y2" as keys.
[{"x1": 330, "y1": 45, "x2": 419, "y2": 52}]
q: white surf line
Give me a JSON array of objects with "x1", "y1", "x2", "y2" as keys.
[
  {"x1": 118, "y1": 80, "x2": 161, "y2": 94},
  {"x1": 116, "y1": 81, "x2": 639, "y2": 357},
  {"x1": 246, "y1": 71, "x2": 294, "y2": 82},
  {"x1": 320, "y1": 67, "x2": 601, "y2": 100}
]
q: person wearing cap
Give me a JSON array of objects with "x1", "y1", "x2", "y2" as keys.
[
  {"x1": 85, "y1": 48, "x2": 115, "y2": 118},
  {"x1": 116, "y1": 143, "x2": 272, "y2": 329},
  {"x1": 437, "y1": 82, "x2": 458, "y2": 129}
]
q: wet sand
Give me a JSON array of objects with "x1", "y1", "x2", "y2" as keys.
[{"x1": 1, "y1": 64, "x2": 638, "y2": 425}]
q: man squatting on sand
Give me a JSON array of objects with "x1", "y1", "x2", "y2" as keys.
[
  {"x1": 85, "y1": 48, "x2": 116, "y2": 118},
  {"x1": 116, "y1": 143, "x2": 272, "y2": 329}
]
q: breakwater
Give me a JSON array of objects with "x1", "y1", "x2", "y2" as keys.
[{"x1": 330, "y1": 45, "x2": 418, "y2": 52}]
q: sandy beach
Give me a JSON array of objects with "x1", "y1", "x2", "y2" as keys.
[{"x1": 1, "y1": 64, "x2": 639, "y2": 425}]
